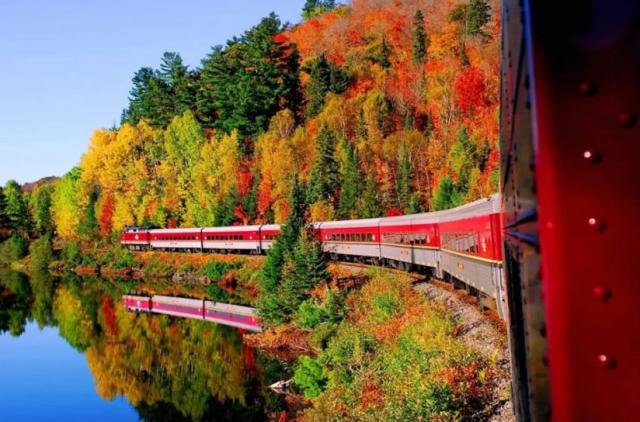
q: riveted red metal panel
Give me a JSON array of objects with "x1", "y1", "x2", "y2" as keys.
[{"x1": 527, "y1": 1, "x2": 640, "y2": 420}]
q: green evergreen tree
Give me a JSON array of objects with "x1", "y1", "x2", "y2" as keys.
[
  {"x1": 159, "y1": 51, "x2": 197, "y2": 117},
  {"x1": 449, "y1": 0, "x2": 491, "y2": 37},
  {"x1": 123, "y1": 67, "x2": 174, "y2": 127},
  {"x1": 380, "y1": 36, "x2": 391, "y2": 68},
  {"x1": 305, "y1": 54, "x2": 348, "y2": 118},
  {"x1": 358, "y1": 174, "x2": 383, "y2": 218},
  {"x1": 258, "y1": 178, "x2": 307, "y2": 325},
  {"x1": 213, "y1": 189, "x2": 238, "y2": 226},
  {"x1": 305, "y1": 54, "x2": 332, "y2": 118},
  {"x1": 447, "y1": 126, "x2": 478, "y2": 194},
  {"x1": 468, "y1": 0, "x2": 491, "y2": 35},
  {"x1": 279, "y1": 228, "x2": 329, "y2": 314},
  {"x1": 3, "y1": 181, "x2": 28, "y2": 234},
  {"x1": 196, "y1": 45, "x2": 233, "y2": 128},
  {"x1": 260, "y1": 178, "x2": 306, "y2": 294},
  {"x1": 307, "y1": 123, "x2": 339, "y2": 204},
  {"x1": 78, "y1": 188, "x2": 99, "y2": 239},
  {"x1": 302, "y1": 0, "x2": 337, "y2": 19},
  {"x1": 337, "y1": 139, "x2": 362, "y2": 219},
  {"x1": 396, "y1": 148, "x2": 412, "y2": 211},
  {"x1": 0, "y1": 187, "x2": 8, "y2": 230},
  {"x1": 413, "y1": 9, "x2": 427, "y2": 63},
  {"x1": 433, "y1": 176, "x2": 461, "y2": 211},
  {"x1": 406, "y1": 192, "x2": 424, "y2": 214},
  {"x1": 30, "y1": 184, "x2": 53, "y2": 235},
  {"x1": 198, "y1": 14, "x2": 301, "y2": 139}
]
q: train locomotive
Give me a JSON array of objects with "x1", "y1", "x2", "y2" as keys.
[{"x1": 121, "y1": 193, "x2": 506, "y2": 317}]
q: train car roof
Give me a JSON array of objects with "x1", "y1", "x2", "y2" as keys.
[
  {"x1": 149, "y1": 227, "x2": 202, "y2": 234},
  {"x1": 260, "y1": 224, "x2": 281, "y2": 231},
  {"x1": 437, "y1": 194, "x2": 501, "y2": 223},
  {"x1": 313, "y1": 217, "x2": 381, "y2": 229},
  {"x1": 202, "y1": 225, "x2": 262, "y2": 232}
]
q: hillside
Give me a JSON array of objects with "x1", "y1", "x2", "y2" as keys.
[{"x1": 3, "y1": 0, "x2": 500, "y2": 241}]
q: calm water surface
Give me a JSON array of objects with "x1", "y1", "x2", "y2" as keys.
[{"x1": 0, "y1": 270, "x2": 287, "y2": 422}]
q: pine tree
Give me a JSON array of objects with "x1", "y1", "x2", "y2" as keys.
[
  {"x1": 358, "y1": 174, "x2": 383, "y2": 218},
  {"x1": 3, "y1": 181, "x2": 28, "y2": 233},
  {"x1": 159, "y1": 51, "x2": 196, "y2": 117},
  {"x1": 449, "y1": 0, "x2": 491, "y2": 37},
  {"x1": 380, "y1": 36, "x2": 391, "y2": 68},
  {"x1": 305, "y1": 54, "x2": 332, "y2": 118},
  {"x1": 260, "y1": 177, "x2": 306, "y2": 294},
  {"x1": 396, "y1": 148, "x2": 412, "y2": 211},
  {"x1": 433, "y1": 176, "x2": 461, "y2": 210},
  {"x1": 78, "y1": 188, "x2": 99, "y2": 239},
  {"x1": 214, "y1": 189, "x2": 238, "y2": 226},
  {"x1": 337, "y1": 139, "x2": 362, "y2": 219},
  {"x1": 447, "y1": 126, "x2": 478, "y2": 194},
  {"x1": 198, "y1": 14, "x2": 301, "y2": 138},
  {"x1": 307, "y1": 123, "x2": 339, "y2": 204},
  {"x1": 406, "y1": 192, "x2": 424, "y2": 214},
  {"x1": 0, "y1": 187, "x2": 8, "y2": 230},
  {"x1": 468, "y1": 0, "x2": 491, "y2": 35},
  {"x1": 413, "y1": 9, "x2": 427, "y2": 63},
  {"x1": 30, "y1": 184, "x2": 53, "y2": 235}
]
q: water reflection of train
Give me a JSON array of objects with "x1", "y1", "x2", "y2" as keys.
[
  {"x1": 122, "y1": 294, "x2": 261, "y2": 332},
  {"x1": 121, "y1": 194, "x2": 505, "y2": 317}
]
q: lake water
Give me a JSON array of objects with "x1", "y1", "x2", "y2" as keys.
[{"x1": 0, "y1": 270, "x2": 287, "y2": 422}]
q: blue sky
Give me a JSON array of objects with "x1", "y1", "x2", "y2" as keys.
[{"x1": 0, "y1": 0, "x2": 306, "y2": 186}]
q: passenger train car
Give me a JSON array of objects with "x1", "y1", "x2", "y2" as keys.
[{"x1": 121, "y1": 194, "x2": 506, "y2": 317}]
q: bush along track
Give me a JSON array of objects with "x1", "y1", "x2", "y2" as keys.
[{"x1": 247, "y1": 265, "x2": 511, "y2": 421}]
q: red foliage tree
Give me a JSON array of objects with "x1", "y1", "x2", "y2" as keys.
[
  {"x1": 99, "y1": 193, "x2": 114, "y2": 237},
  {"x1": 454, "y1": 67, "x2": 487, "y2": 114}
]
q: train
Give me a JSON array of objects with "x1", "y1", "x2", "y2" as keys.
[
  {"x1": 122, "y1": 294, "x2": 261, "y2": 332},
  {"x1": 121, "y1": 193, "x2": 506, "y2": 318}
]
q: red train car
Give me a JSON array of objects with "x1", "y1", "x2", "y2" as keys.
[
  {"x1": 122, "y1": 294, "x2": 152, "y2": 312},
  {"x1": 120, "y1": 227, "x2": 150, "y2": 250},
  {"x1": 315, "y1": 218, "x2": 382, "y2": 260}
]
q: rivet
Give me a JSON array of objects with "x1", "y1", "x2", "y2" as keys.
[
  {"x1": 579, "y1": 82, "x2": 597, "y2": 96},
  {"x1": 593, "y1": 286, "x2": 611, "y2": 301},
  {"x1": 597, "y1": 354, "x2": 616, "y2": 369},
  {"x1": 618, "y1": 112, "x2": 637, "y2": 128},
  {"x1": 587, "y1": 217, "x2": 605, "y2": 231},
  {"x1": 583, "y1": 150, "x2": 600, "y2": 163}
]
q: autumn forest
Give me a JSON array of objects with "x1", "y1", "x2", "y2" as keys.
[{"x1": 0, "y1": 0, "x2": 500, "y2": 242}]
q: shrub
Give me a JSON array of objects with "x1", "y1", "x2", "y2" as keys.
[
  {"x1": 143, "y1": 257, "x2": 173, "y2": 278},
  {"x1": 200, "y1": 260, "x2": 241, "y2": 283},
  {"x1": 294, "y1": 356, "x2": 327, "y2": 399},
  {"x1": 371, "y1": 290, "x2": 402, "y2": 322},
  {"x1": 113, "y1": 249, "x2": 137, "y2": 269},
  {"x1": 308, "y1": 322, "x2": 337, "y2": 350},
  {"x1": 0, "y1": 235, "x2": 27, "y2": 265},
  {"x1": 296, "y1": 299, "x2": 325, "y2": 329},
  {"x1": 206, "y1": 283, "x2": 229, "y2": 302}
]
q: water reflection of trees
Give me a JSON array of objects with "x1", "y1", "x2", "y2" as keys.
[
  {"x1": 0, "y1": 270, "x2": 32, "y2": 336},
  {"x1": 0, "y1": 270, "x2": 277, "y2": 421}
]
